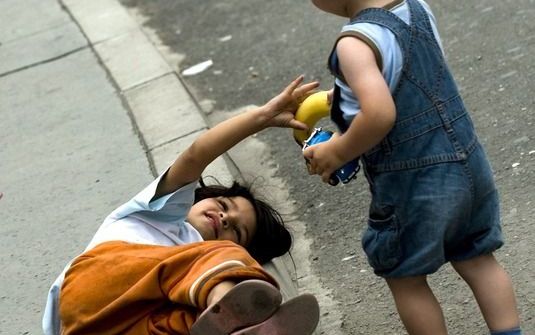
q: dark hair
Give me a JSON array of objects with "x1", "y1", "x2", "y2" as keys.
[{"x1": 194, "y1": 180, "x2": 292, "y2": 264}]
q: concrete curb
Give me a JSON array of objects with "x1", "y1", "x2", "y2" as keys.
[{"x1": 59, "y1": 0, "x2": 233, "y2": 183}]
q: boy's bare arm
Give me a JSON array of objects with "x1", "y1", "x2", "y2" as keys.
[
  {"x1": 336, "y1": 36, "x2": 396, "y2": 157},
  {"x1": 304, "y1": 37, "x2": 396, "y2": 183},
  {"x1": 154, "y1": 76, "x2": 318, "y2": 198}
]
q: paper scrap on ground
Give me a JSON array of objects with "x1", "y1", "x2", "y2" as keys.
[{"x1": 182, "y1": 60, "x2": 213, "y2": 76}]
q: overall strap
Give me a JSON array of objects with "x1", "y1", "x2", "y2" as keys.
[
  {"x1": 405, "y1": 0, "x2": 442, "y2": 49},
  {"x1": 328, "y1": 3, "x2": 411, "y2": 83},
  {"x1": 330, "y1": 84, "x2": 348, "y2": 133},
  {"x1": 349, "y1": 5, "x2": 412, "y2": 63},
  {"x1": 351, "y1": 5, "x2": 410, "y2": 39},
  {"x1": 406, "y1": 0, "x2": 435, "y2": 38}
]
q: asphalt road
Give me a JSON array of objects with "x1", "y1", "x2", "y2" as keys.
[{"x1": 119, "y1": 0, "x2": 535, "y2": 333}]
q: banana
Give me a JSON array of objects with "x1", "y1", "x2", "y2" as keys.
[{"x1": 293, "y1": 90, "x2": 331, "y2": 145}]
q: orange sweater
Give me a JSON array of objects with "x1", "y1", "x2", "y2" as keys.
[{"x1": 59, "y1": 240, "x2": 276, "y2": 334}]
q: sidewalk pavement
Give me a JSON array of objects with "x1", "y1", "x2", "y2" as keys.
[{"x1": 0, "y1": 0, "x2": 299, "y2": 333}]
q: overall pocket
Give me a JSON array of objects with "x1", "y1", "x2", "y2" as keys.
[{"x1": 362, "y1": 205, "x2": 402, "y2": 272}]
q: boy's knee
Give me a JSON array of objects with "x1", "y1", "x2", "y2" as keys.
[
  {"x1": 451, "y1": 253, "x2": 501, "y2": 279},
  {"x1": 385, "y1": 275, "x2": 428, "y2": 291}
]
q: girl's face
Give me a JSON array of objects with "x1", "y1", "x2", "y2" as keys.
[{"x1": 187, "y1": 196, "x2": 257, "y2": 247}]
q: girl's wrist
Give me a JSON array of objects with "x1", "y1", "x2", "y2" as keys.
[{"x1": 251, "y1": 105, "x2": 272, "y2": 130}]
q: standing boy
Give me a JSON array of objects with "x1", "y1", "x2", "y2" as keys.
[{"x1": 304, "y1": 0, "x2": 523, "y2": 334}]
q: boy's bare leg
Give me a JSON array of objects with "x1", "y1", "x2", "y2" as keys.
[
  {"x1": 386, "y1": 276, "x2": 448, "y2": 335},
  {"x1": 451, "y1": 254, "x2": 520, "y2": 332}
]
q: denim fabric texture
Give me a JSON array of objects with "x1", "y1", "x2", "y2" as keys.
[{"x1": 329, "y1": 0, "x2": 503, "y2": 277}]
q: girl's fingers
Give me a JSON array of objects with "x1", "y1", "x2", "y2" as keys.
[
  {"x1": 297, "y1": 81, "x2": 320, "y2": 93},
  {"x1": 284, "y1": 76, "x2": 319, "y2": 100},
  {"x1": 294, "y1": 82, "x2": 320, "y2": 100},
  {"x1": 284, "y1": 75, "x2": 305, "y2": 95},
  {"x1": 287, "y1": 119, "x2": 309, "y2": 131}
]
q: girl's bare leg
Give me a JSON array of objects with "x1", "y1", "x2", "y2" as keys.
[
  {"x1": 386, "y1": 276, "x2": 448, "y2": 335},
  {"x1": 451, "y1": 254, "x2": 520, "y2": 332},
  {"x1": 207, "y1": 281, "x2": 236, "y2": 306},
  {"x1": 196, "y1": 280, "x2": 320, "y2": 335},
  {"x1": 191, "y1": 280, "x2": 282, "y2": 335}
]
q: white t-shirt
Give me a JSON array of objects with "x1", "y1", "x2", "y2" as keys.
[
  {"x1": 335, "y1": 0, "x2": 443, "y2": 125},
  {"x1": 42, "y1": 171, "x2": 203, "y2": 335}
]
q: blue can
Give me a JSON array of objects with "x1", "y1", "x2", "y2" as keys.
[{"x1": 302, "y1": 128, "x2": 360, "y2": 186}]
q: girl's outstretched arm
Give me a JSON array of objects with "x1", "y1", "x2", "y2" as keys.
[{"x1": 154, "y1": 76, "x2": 319, "y2": 198}]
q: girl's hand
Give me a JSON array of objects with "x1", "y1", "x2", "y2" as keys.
[
  {"x1": 259, "y1": 75, "x2": 319, "y2": 130},
  {"x1": 303, "y1": 133, "x2": 348, "y2": 184}
]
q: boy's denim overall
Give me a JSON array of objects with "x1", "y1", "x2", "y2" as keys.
[{"x1": 329, "y1": 0, "x2": 503, "y2": 277}]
